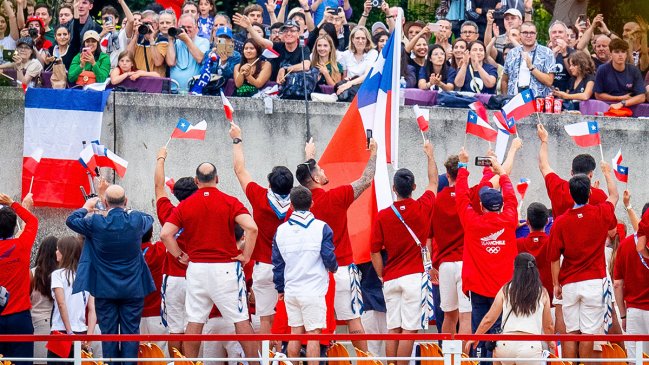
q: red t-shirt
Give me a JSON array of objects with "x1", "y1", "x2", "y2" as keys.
[
  {"x1": 245, "y1": 182, "x2": 285, "y2": 264},
  {"x1": 156, "y1": 197, "x2": 187, "y2": 277},
  {"x1": 142, "y1": 241, "x2": 166, "y2": 317},
  {"x1": 548, "y1": 202, "x2": 616, "y2": 286},
  {"x1": 272, "y1": 272, "x2": 336, "y2": 345},
  {"x1": 371, "y1": 191, "x2": 435, "y2": 282},
  {"x1": 0, "y1": 202, "x2": 38, "y2": 315},
  {"x1": 516, "y1": 232, "x2": 553, "y2": 300},
  {"x1": 456, "y1": 169, "x2": 518, "y2": 298},
  {"x1": 430, "y1": 187, "x2": 464, "y2": 267},
  {"x1": 544, "y1": 172, "x2": 608, "y2": 217},
  {"x1": 613, "y1": 235, "x2": 649, "y2": 311},
  {"x1": 167, "y1": 187, "x2": 250, "y2": 263},
  {"x1": 635, "y1": 209, "x2": 649, "y2": 241},
  {"x1": 309, "y1": 185, "x2": 355, "y2": 266}
]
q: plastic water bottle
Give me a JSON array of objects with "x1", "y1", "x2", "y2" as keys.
[{"x1": 399, "y1": 76, "x2": 407, "y2": 106}]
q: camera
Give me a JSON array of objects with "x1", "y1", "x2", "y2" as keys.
[
  {"x1": 138, "y1": 23, "x2": 153, "y2": 35},
  {"x1": 28, "y1": 28, "x2": 38, "y2": 38},
  {"x1": 167, "y1": 26, "x2": 185, "y2": 37},
  {"x1": 103, "y1": 16, "x2": 113, "y2": 26},
  {"x1": 371, "y1": 0, "x2": 382, "y2": 7}
]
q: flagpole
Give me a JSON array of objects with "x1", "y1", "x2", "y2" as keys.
[
  {"x1": 421, "y1": 131, "x2": 426, "y2": 143},
  {"x1": 164, "y1": 137, "x2": 172, "y2": 148},
  {"x1": 250, "y1": 58, "x2": 260, "y2": 67},
  {"x1": 29, "y1": 176, "x2": 34, "y2": 194},
  {"x1": 463, "y1": 133, "x2": 467, "y2": 148},
  {"x1": 0, "y1": 72, "x2": 15, "y2": 81},
  {"x1": 599, "y1": 143, "x2": 605, "y2": 162}
]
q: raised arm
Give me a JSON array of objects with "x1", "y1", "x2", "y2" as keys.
[
  {"x1": 357, "y1": 0, "x2": 371, "y2": 28},
  {"x1": 600, "y1": 161, "x2": 619, "y2": 207},
  {"x1": 154, "y1": 147, "x2": 168, "y2": 201},
  {"x1": 350, "y1": 139, "x2": 377, "y2": 200},
  {"x1": 623, "y1": 189, "x2": 640, "y2": 232},
  {"x1": 2, "y1": 0, "x2": 19, "y2": 41},
  {"x1": 117, "y1": 0, "x2": 134, "y2": 39},
  {"x1": 423, "y1": 140, "x2": 438, "y2": 193},
  {"x1": 0, "y1": 193, "x2": 37, "y2": 243},
  {"x1": 234, "y1": 213, "x2": 258, "y2": 265},
  {"x1": 229, "y1": 122, "x2": 253, "y2": 192},
  {"x1": 501, "y1": 137, "x2": 522, "y2": 175},
  {"x1": 536, "y1": 124, "x2": 554, "y2": 177},
  {"x1": 234, "y1": 13, "x2": 273, "y2": 48}
]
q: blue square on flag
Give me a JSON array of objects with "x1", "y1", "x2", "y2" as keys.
[{"x1": 587, "y1": 121, "x2": 598, "y2": 133}]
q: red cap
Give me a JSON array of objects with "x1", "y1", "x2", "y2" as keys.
[{"x1": 26, "y1": 16, "x2": 45, "y2": 29}]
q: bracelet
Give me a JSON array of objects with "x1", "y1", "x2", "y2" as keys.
[
  {"x1": 361, "y1": 13, "x2": 369, "y2": 17},
  {"x1": 625, "y1": 204, "x2": 633, "y2": 211},
  {"x1": 458, "y1": 162, "x2": 468, "y2": 168},
  {"x1": 157, "y1": 157, "x2": 165, "y2": 161},
  {"x1": 529, "y1": 66, "x2": 536, "y2": 72},
  {"x1": 620, "y1": 315, "x2": 626, "y2": 319}
]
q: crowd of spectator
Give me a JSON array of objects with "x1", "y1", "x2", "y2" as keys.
[{"x1": 0, "y1": 0, "x2": 648, "y2": 107}]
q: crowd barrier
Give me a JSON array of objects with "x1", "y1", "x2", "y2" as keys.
[{"x1": 0, "y1": 333, "x2": 647, "y2": 365}]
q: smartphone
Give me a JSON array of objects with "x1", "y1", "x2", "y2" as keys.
[
  {"x1": 475, "y1": 156, "x2": 493, "y2": 166},
  {"x1": 366, "y1": 129, "x2": 373, "y2": 149},
  {"x1": 427, "y1": 22, "x2": 442, "y2": 33},
  {"x1": 3, "y1": 49, "x2": 14, "y2": 60},
  {"x1": 82, "y1": 47, "x2": 90, "y2": 53}
]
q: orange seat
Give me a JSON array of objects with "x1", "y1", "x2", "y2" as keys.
[
  {"x1": 461, "y1": 352, "x2": 480, "y2": 365},
  {"x1": 0, "y1": 354, "x2": 12, "y2": 365},
  {"x1": 643, "y1": 352, "x2": 648, "y2": 359},
  {"x1": 171, "y1": 347, "x2": 195, "y2": 365},
  {"x1": 326, "y1": 343, "x2": 351, "y2": 365},
  {"x1": 355, "y1": 347, "x2": 381, "y2": 365},
  {"x1": 547, "y1": 352, "x2": 572, "y2": 365}
]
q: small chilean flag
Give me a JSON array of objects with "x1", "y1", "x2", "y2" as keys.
[
  {"x1": 262, "y1": 47, "x2": 279, "y2": 59},
  {"x1": 466, "y1": 110, "x2": 497, "y2": 142},
  {"x1": 413, "y1": 105, "x2": 429, "y2": 132},
  {"x1": 469, "y1": 101, "x2": 489, "y2": 125},
  {"x1": 564, "y1": 120, "x2": 601, "y2": 147},
  {"x1": 79, "y1": 144, "x2": 98, "y2": 176},
  {"x1": 517, "y1": 178, "x2": 530, "y2": 199},
  {"x1": 105, "y1": 149, "x2": 128, "y2": 178},
  {"x1": 165, "y1": 176, "x2": 175, "y2": 190},
  {"x1": 24, "y1": 148, "x2": 44, "y2": 175},
  {"x1": 171, "y1": 118, "x2": 207, "y2": 140},
  {"x1": 495, "y1": 89, "x2": 535, "y2": 134},
  {"x1": 221, "y1": 90, "x2": 234, "y2": 122},
  {"x1": 612, "y1": 149, "x2": 629, "y2": 183}
]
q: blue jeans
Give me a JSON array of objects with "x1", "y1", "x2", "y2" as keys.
[
  {"x1": 0, "y1": 310, "x2": 34, "y2": 365},
  {"x1": 470, "y1": 292, "x2": 502, "y2": 365},
  {"x1": 95, "y1": 297, "x2": 144, "y2": 365}
]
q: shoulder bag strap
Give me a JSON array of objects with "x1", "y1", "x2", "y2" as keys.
[{"x1": 390, "y1": 204, "x2": 421, "y2": 247}]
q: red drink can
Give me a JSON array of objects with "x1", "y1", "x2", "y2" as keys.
[
  {"x1": 544, "y1": 95, "x2": 554, "y2": 114},
  {"x1": 553, "y1": 98, "x2": 563, "y2": 113},
  {"x1": 535, "y1": 98, "x2": 544, "y2": 112}
]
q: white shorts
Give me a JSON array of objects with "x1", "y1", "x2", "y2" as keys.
[
  {"x1": 162, "y1": 275, "x2": 187, "y2": 333},
  {"x1": 494, "y1": 340, "x2": 543, "y2": 365},
  {"x1": 562, "y1": 279, "x2": 605, "y2": 334},
  {"x1": 186, "y1": 262, "x2": 249, "y2": 324},
  {"x1": 625, "y1": 307, "x2": 649, "y2": 359},
  {"x1": 140, "y1": 316, "x2": 169, "y2": 355},
  {"x1": 284, "y1": 295, "x2": 327, "y2": 332},
  {"x1": 439, "y1": 261, "x2": 471, "y2": 313},
  {"x1": 334, "y1": 266, "x2": 361, "y2": 321},
  {"x1": 252, "y1": 262, "x2": 278, "y2": 317},
  {"x1": 383, "y1": 273, "x2": 424, "y2": 331},
  {"x1": 201, "y1": 316, "x2": 244, "y2": 365}
]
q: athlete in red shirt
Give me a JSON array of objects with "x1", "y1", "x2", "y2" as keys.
[
  {"x1": 160, "y1": 163, "x2": 260, "y2": 360},
  {"x1": 537, "y1": 124, "x2": 608, "y2": 217},
  {"x1": 370, "y1": 140, "x2": 437, "y2": 365},
  {"x1": 456, "y1": 150, "x2": 518, "y2": 362},
  {"x1": 548, "y1": 163, "x2": 618, "y2": 364},
  {"x1": 516, "y1": 203, "x2": 553, "y2": 300},
  {"x1": 154, "y1": 147, "x2": 198, "y2": 354},
  {"x1": 293, "y1": 139, "x2": 378, "y2": 353},
  {"x1": 0, "y1": 193, "x2": 38, "y2": 365},
  {"x1": 229, "y1": 122, "x2": 294, "y2": 335}
]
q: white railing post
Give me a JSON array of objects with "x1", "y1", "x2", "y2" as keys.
[
  {"x1": 262, "y1": 340, "x2": 270, "y2": 365},
  {"x1": 73, "y1": 341, "x2": 82, "y2": 365},
  {"x1": 635, "y1": 341, "x2": 643, "y2": 365},
  {"x1": 442, "y1": 340, "x2": 462, "y2": 365}
]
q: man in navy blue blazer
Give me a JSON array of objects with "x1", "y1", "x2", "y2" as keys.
[{"x1": 67, "y1": 185, "x2": 155, "y2": 365}]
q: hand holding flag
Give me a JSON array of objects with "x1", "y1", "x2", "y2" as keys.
[
  {"x1": 517, "y1": 178, "x2": 530, "y2": 199},
  {"x1": 262, "y1": 47, "x2": 279, "y2": 59}
]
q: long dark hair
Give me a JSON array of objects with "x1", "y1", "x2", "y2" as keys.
[
  {"x1": 32, "y1": 236, "x2": 58, "y2": 300},
  {"x1": 239, "y1": 39, "x2": 264, "y2": 78},
  {"x1": 450, "y1": 38, "x2": 468, "y2": 69},
  {"x1": 319, "y1": 22, "x2": 339, "y2": 50},
  {"x1": 57, "y1": 236, "x2": 83, "y2": 286},
  {"x1": 503, "y1": 253, "x2": 543, "y2": 316},
  {"x1": 423, "y1": 44, "x2": 450, "y2": 83}
]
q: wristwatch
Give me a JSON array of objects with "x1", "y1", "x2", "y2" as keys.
[
  {"x1": 232, "y1": 138, "x2": 243, "y2": 144},
  {"x1": 621, "y1": 100, "x2": 627, "y2": 107}
]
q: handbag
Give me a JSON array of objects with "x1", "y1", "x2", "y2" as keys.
[
  {"x1": 187, "y1": 74, "x2": 227, "y2": 96},
  {"x1": 50, "y1": 61, "x2": 68, "y2": 89},
  {"x1": 279, "y1": 68, "x2": 319, "y2": 100},
  {"x1": 437, "y1": 91, "x2": 478, "y2": 108},
  {"x1": 76, "y1": 70, "x2": 96, "y2": 86}
]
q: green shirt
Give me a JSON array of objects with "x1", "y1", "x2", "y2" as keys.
[
  {"x1": 43, "y1": 28, "x2": 55, "y2": 44},
  {"x1": 68, "y1": 52, "x2": 111, "y2": 83}
]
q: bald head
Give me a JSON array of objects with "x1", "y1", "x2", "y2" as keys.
[
  {"x1": 105, "y1": 185, "x2": 126, "y2": 207},
  {"x1": 196, "y1": 162, "x2": 218, "y2": 184}
]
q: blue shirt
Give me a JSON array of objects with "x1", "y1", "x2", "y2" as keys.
[
  {"x1": 593, "y1": 62, "x2": 646, "y2": 97},
  {"x1": 448, "y1": 63, "x2": 498, "y2": 94},
  {"x1": 503, "y1": 43, "x2": 555, "y2": 97},
  {"x1": 171, "y1": 36, "x2": 211, "y2": 91},
  {"x1": 206, "y1": 50, "x2": 241, "y2": 80},
  {"x1": 197, "y1": 16, "x2": 214, "y2": 40}
]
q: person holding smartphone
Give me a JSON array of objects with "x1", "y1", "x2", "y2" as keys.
[
  {"x1": 0, "y1": 0, "x2": 20, "y2": 58},
  {"x1": 67, "y1": 30, "x2": 110, "y2": 85},
  {"x1": 0, "y1": 36, "x2": 43, "y2": 87}
]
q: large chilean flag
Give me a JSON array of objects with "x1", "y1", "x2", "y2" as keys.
[
  {"x1": 23, "y1": 88, "x2": 111, "y2": 207},
  {"x1": 318, "y1": 17, "x2": 401, "y2": 264}
]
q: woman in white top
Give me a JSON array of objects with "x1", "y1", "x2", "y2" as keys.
[
  {"x1": 466, "y1": 253, "x2": 555, "y2": 365},
  {"x1": 0, "y1": 0, "x2": 19, "y2": 55},
  {"x1": 48, "y1": 236, "x2": 97, "y2": 363},
  {"x1": 335, "y1": 26, "x2": 378, "y2": 96},
  {"x1": 30, "y1": 236, "x2": 58, "y2": 364}
]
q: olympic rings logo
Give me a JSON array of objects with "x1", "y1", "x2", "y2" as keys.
[{"x1": 485, "y1": 246, "x2": 501, "y2": 254}]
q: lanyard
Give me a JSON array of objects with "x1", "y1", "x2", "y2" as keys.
[
  {"x1": 390, "y1": 204, "x2": 421, "y2": 247},
  {"x1": 635, "y1": 235, "x2": 649, "y2": 270},
  {"x1": 516, "y1": 45, "x2": 538, "y2": 76}
]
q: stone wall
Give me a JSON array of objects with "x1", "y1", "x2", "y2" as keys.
[{"x1": 1, "y1": 87, "x2": 647, "y2": 247}]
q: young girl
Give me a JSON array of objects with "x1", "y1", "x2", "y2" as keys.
[
  {"x1": 48, "y1": 236, "x2": 96, "y2": 364},
  {"x1": 109, "y1": 51, "x2": 159, "y2": 85},
  {"x1": 233, "y1": 39, "x2": 271, "y2": 96},
  {"x1": 311, "y1": 35, "x2": 343, "y2": 88},
  {"x1": 197, "y1": 0, "x2": 215, "y2": 40}
]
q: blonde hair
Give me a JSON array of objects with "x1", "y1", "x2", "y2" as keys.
[
  {"x1": 348, "y1": 26, "x2": 374, "y2": 54},
  {"x1": 311, "y1": 35, "x2": 341, "y2": 80}
]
